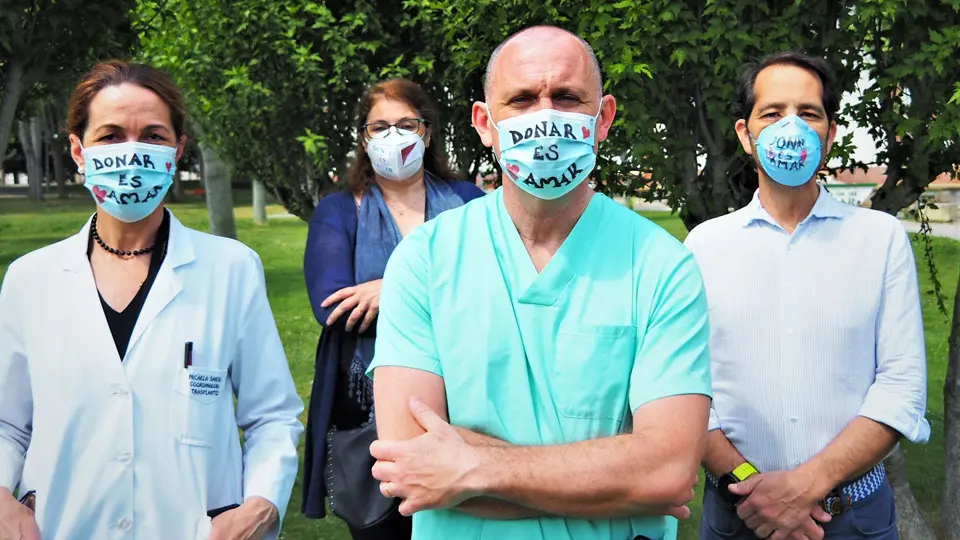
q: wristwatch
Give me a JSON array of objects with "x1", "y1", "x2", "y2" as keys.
[{"x1": 717, "y1": 462, "x2": 759, "y2": 506}]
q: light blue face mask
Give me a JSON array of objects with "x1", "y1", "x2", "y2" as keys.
[
  {"x1": 750, "y1": 114, "x2": 823, "y2": 187},
  {"x1": 81, "y1": 141, "x2": 177, "y2": 223},
  {"x1": 488, "y1": 103, "x2": 601, "y2": 200}
]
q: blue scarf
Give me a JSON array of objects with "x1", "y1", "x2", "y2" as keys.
[{"x1": 350, "y1": 172, "x2": 466, "y2": 413}]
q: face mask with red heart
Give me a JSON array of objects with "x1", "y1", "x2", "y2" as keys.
[
  {"x1": 488, "y1": 103, "x2": 601, "y2": 200},
  {"x1": 80, "y1": 141, "x2": 177, "y2": 223}
]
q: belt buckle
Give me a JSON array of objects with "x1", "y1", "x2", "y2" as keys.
[{"x1": 818, "y1": 490, "x2": 852, "y2": 516}]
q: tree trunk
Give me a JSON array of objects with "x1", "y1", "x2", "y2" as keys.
[
  {"x1": 885, "y1": 445, "x2": 937, "y2": 540},
  {"x1": 45, "y1": 103, "x2": 68, "y2": 199},
  {"x1": 0, "y1": 59, "x2": 27, "y2": 173},
  {"x1": 252, "y1": 178, "x2": 268, "y2": 224},
  {"x1": 199, "y1": 141, "x2": 237, "y2": 239},
  {"x1": 19, "y1": 118, "x2": 44, "y2": 202},
  {"x1": 678, "y1": 133, "x2": 707, "y2": 230},
  {"x1": 869, "y1": 162, "x2": 931, "y2": 217},
  {"x1": 170, "y1": 168, "x2": 184, "y2": 202},
  {"x1": 31, "y1": 116, "x2": 45, "y2": 200},
  {"x1": 944, "y1": 271, "x2": 960, "y2": 540}
]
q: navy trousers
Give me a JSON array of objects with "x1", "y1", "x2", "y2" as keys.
[{"x1": 700, "y1": 480, "x2": 899, "y2": 539}]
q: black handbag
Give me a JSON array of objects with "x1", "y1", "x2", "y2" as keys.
[{"x1": 325, "y1": 420, "x2": 400, "y2": 529}]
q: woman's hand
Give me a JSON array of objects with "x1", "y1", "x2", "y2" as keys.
[
  {"x1": 0, "y1": 488, "x2": 41, "y2": 540},
  {"x1": 321, "y1": 279, "x2": 382, "y2": 332}
]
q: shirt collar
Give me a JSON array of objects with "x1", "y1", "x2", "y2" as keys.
[{"x1": 741, "y1": 185, "x2": 847, "y2": 228}]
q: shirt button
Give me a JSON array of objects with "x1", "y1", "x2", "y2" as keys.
[
  {"x1": 787, "y1": 328, "x2": 794, "y2": 334},
  {"x1": 116, "y1": 452, "x2": 132, "y2": 463},
  {"x1": 790, "y1": 417, "x2": 798, "y2": 423},
  {"x1": 115, "y1": 386, "x2": 130, "y2": 397},
  {"x1": 118, "y1": 517, "x2": 132, "y2": 531}
]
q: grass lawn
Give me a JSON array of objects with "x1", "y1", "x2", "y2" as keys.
[{"x1": 0, "y1": 190, "x2": 955, "y2": 539}]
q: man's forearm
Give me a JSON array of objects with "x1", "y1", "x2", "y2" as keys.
[
  {"x1": 452, "y1": 428, "x2": 552, "y2": 519},
  {"x1": 451, "y1": 428, "x2": 654, "y2": 520},
  {"x1": 703, "y1": 429, "x2": 750, "y2": 477},
  {"x1": 801, "y1": 416, "x2": 899, "y2": 496},
  {"x1": 463, "y1": 433, "x2": 696, "y2": 519},
  {"x1": 454, "y1": 427, "x2": 510, "y2": 447}
]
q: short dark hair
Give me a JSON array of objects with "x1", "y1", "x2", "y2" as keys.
[{"x1": 736, "y1": 51, "x2": 839, "y2": 124}]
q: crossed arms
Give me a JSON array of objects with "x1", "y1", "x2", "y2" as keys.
[{"x1": 372, "y1": 367, "x2": 710, "y2": 519}]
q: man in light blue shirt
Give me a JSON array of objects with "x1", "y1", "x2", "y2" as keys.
[
  {"x1": 685, "y1": 52, "x2": 929, "y2": 540},
  {"x1": 364, "y1": 26, "x2": 713, "y2": 540}
]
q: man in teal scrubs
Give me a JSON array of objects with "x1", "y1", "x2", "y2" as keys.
[{"x1": 366, "y1": 26, "x2": 713, "y2": 540}]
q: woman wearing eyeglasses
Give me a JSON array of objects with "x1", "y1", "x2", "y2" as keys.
[{"x1": 301, "y1": 78, "x2": 484, "y2": 540}]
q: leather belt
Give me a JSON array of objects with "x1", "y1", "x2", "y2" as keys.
[{"x1": 818, "y1": 463, "x2": 886, "y2": 516}]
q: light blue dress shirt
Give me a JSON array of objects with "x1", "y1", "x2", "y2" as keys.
[{"x1": 684, "y1": 187, "x2": 930, "y2": 473}]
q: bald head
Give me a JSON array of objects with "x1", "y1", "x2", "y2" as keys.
[{"x1": 484, "y1": 26, "x2": 602, "y2": 100}]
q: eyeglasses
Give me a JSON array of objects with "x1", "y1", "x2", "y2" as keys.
[{"x1": 362, "y1": 118, "x2": 427, "y2": 140}]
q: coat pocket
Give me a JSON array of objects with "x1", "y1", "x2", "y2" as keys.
[{"x1": 172, "y1": 367, "x2": 229, "y2": 446}]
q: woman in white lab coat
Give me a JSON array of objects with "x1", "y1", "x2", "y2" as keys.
[{"x1": 0, "y1": 61, "x2": 304, "y2": 540}]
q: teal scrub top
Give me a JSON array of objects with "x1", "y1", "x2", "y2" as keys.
[{"x1": 369, "y1": 188, "x2": 712, "y2": 540}]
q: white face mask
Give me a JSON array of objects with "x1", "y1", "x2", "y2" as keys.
[{"x1": 365, "y1": 131, "x2": 426, "y2": 181}]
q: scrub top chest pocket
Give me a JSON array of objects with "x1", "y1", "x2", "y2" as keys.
[
  {"x1": 554, "y1": 324, "x2": 636, "y2": 421},
  {"x1": 173, "y1": 365, "x2": 229, "y2": 447}
]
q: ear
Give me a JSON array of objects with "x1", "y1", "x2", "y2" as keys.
[
  {"x1": 423, "y1": 126, "x2": 431, "y2": 148},
  {"x1": 472, "y1": 101, "x2": 496, "y2": 150},
  {"x1": 735, "y1": 119, "x2": 753, "y2": 156},
  {"x1": 594, "y1": 95, "x2": 618, "y2": 145},
  {"x1": 69, "y1": 133, "x2": 85, "y2": 172},
  {"x1": 175, "y1": 135, "x2": 188, "y2": 162}
]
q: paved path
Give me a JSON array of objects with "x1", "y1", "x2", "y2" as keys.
[{"x1": 901, "y1": 220, "x2": 960, "y2": 240}]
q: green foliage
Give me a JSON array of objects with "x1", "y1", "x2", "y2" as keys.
[
  {"x1": 0, "y1": 0, "x2": 136, "y2": 87},
  {"x1": 136, "y1": 0, "x2": 446, "y2": 219},
  {"x1": 841, "y1": 0, "x2": 960, "y2": 216},
  {"x1": 405, "y1": 0, "x2": 861, "y2": 228},
  {"x1": 0, "y1": 0, "x2": 136, "y2": 163},
  {"x1": 134, "y1": 0, "x2": 957, "y2": 228}
]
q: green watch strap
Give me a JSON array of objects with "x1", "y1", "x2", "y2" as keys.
[{"x1": 731, "y1": 462, "x2": 759, "y2": 481}]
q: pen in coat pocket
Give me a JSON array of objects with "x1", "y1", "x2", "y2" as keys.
[{"x1": 184, "y1": 341, "x2": 193, "y2": 369}]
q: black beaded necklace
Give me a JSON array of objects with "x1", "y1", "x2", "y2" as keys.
[{"x1": 91, "y1": 213, "x2": 155, "y2": 258}]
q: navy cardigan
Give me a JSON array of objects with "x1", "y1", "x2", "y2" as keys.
[{"x1": 301, "y1": 180, "x2": 486, "y2": 518}]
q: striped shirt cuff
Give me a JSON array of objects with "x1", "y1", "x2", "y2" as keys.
[{"x1": 858, "y1": 386, "x2": 930, "y2": 444}]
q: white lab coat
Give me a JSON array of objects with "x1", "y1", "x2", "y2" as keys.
[{"x1": 0, "y1": 212, "x2": 304, "y2": 540}]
